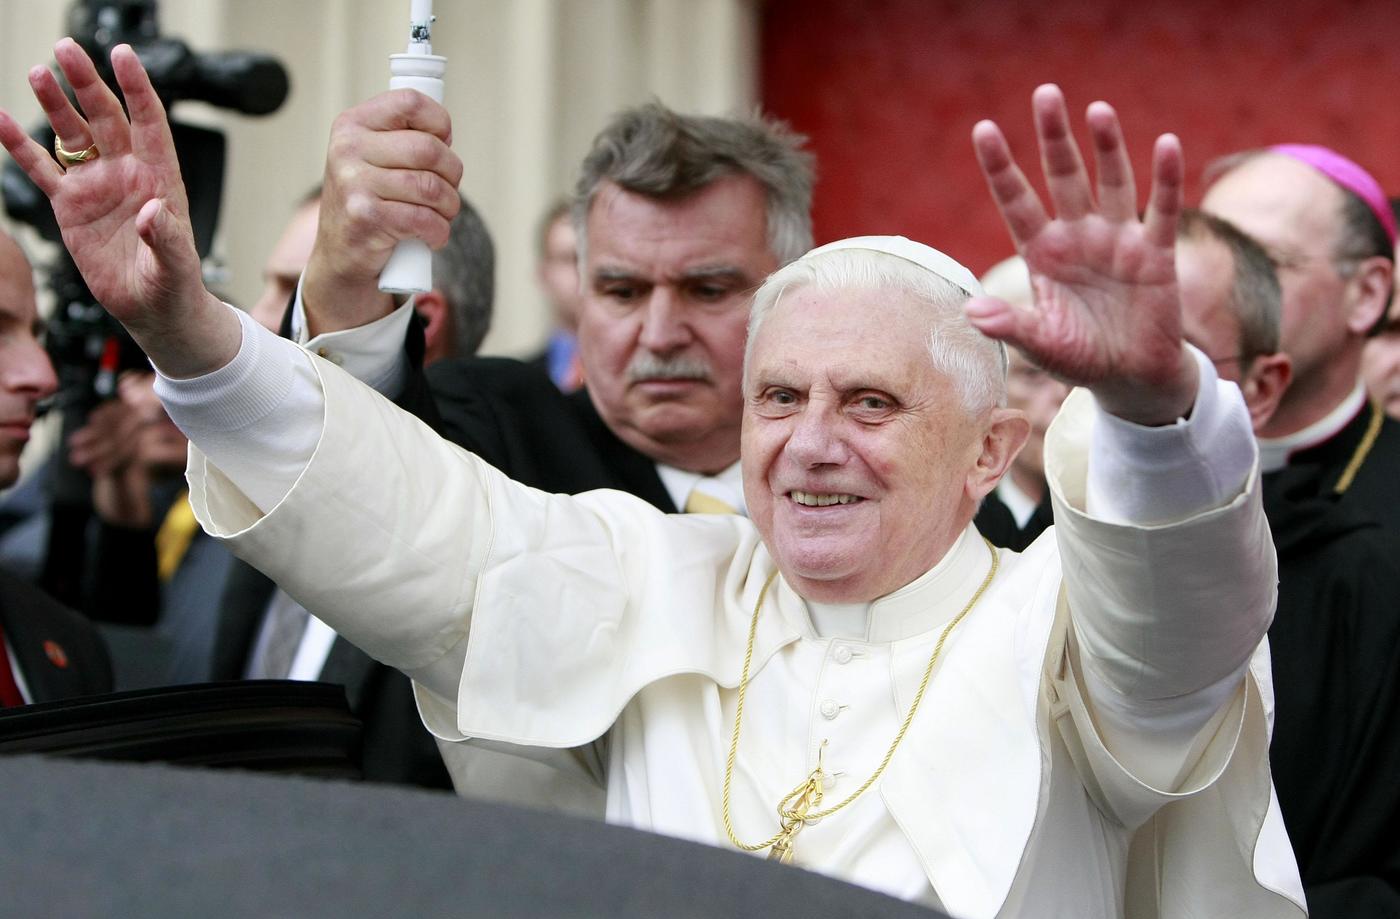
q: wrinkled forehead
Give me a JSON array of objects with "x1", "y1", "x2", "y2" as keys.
[
  {"x1": 745, "y1": 281, "x2": 933, "y2": 372},
  {"x1": 587, "y1": 177, "x2": 768, "y2": 246}
]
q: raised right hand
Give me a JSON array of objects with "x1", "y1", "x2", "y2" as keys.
[
  {"x1": 302, "y1": 90, "x2": 464, "y2": 337},
  {"x1": 968, "y1": 85, "x2": 1196, "y2": 427},
  {"x1": 0, "y1": 39, "x2": 236, "y2": 378}
]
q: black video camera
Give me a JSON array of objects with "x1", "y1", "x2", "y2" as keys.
[
  {"x1": 3, "y1": 0, "x2": 290, "y2": 414},
  {"x1": 0, "y1": 0, "x2": 289, "y2": 606}
]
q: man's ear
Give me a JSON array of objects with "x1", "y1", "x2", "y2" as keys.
[
  {"x1": 415, "y1": 290, "x2": 450, "y2": 362},
  {"x1": 1239, "y1": 352, "x2": 1292, "y2": 431},
  {"x1": 967, "y1": 408, "x2": 1030, "y2": 501},
  {"x1": 1344, "y1": 256, "x2": 1395, "y2": 334}
]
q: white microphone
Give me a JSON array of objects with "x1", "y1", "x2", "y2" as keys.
[{"x1": 378, "y1": 0, "x2": 446, "y2": 295}]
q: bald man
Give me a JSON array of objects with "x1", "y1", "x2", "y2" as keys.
[{"x1": 1202, "y1": 146, "x2": 1400, "y2": 542}]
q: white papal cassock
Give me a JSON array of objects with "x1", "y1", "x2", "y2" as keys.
[{"x1": 172, "y1": 314, "x2": 1306, "y2": 919}]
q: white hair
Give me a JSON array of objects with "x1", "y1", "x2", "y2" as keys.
[{"x1": 745, "y1": 248, "x2": 1009, "y2": 415}]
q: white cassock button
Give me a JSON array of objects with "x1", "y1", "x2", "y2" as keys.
[
  {"x1": 819, "y1": 700, "x2": 840, "y2": 720},
  {"x1": 833, "y1": 645, "x2": 853, "y2": 664},
  {"x1": 822, "y1": 772, "x2": 836, "y2": 790}
]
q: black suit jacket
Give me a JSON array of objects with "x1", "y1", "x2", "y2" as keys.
[
  {"x1": 210, "y1": 543, "x2": 454, "y2": 790},
  {"x1": 0, "y1": 567, "x2": 113, "y2": 703}
]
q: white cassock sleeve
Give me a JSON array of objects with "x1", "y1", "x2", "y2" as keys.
[
  {"x1": 1040, "y1": 357, "x2": 1299, "y2": 916},
  {"x1": 1064, "y1": 347, "x2": 1269, "y2": 790},
  {"x1": 154, "y1": 304, "x2": 322, "y2": 514}
]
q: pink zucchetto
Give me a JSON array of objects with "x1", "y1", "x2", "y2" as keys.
[{"x1": 1268, "y1": 144, "x2": 1396, "y2": 248}]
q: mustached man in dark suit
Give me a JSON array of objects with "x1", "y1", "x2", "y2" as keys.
[{"x1": 0, "y1": 228, "x2": 112, "y2": 706}]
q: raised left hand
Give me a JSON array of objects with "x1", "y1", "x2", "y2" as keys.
[{"x1": 969, "y1": 85, "x2": 1197, "y2": 426}]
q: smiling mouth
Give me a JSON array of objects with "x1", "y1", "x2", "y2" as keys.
[{"x1": 789, "y1": 491, "x2": 864, "y2": 507}]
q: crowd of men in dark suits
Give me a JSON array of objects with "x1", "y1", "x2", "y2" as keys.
[{"x1": 2, "y1": 54, "x2": 1400, "y2": 917}]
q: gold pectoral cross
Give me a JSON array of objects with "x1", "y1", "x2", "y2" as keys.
[{"x1": 767, "y1": 743, "x2": 827, "y2": 864}]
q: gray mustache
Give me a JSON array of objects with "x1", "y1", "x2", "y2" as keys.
[{"x1": 626, "y1": 354, "x2": 713, "y2": 383}]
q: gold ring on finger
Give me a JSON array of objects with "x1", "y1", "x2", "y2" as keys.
[{"x1": 54, "y1": 136, "x2": 100, "y2": 169}]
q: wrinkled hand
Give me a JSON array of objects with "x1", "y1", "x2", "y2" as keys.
[
  {"x1": 302, "y1": 91, "x2": 463, "y2": 336},
  {"x1": 0, "y1": 39, "x2": 235, "y2": 378},
  {"x1": 969, "y1": 85, "x2": 1197, "y2": 426}
]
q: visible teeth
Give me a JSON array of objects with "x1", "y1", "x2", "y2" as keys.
[{"x1": 791, "y1": 491, "x2": 862, "y2": 507}]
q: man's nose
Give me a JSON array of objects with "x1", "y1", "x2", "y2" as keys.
[
  {"x1": 5, "y1": 337, "x2": 57, "y2": 404},
  {"x1": 785, "y1": 401, "x2": 848, "y2": 467},
  {"x1": 637, "y1": 288, "x2": 692, "y2": 354}
]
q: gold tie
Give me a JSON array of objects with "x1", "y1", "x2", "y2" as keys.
[
  {"x1": 684, "y1": 490, "x2": 737, "y2": 515},
  {"x1": 154, "y1": 490, "x2": 199, "y2": 582}
]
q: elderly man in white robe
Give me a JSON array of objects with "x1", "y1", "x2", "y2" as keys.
[{"x1": 0, "y1": 40, "x2": 1304, "y2": 919}]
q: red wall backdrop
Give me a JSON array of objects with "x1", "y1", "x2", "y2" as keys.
[{"x1": 760, "y1": 0, "x2": 1400, "y2": 274}]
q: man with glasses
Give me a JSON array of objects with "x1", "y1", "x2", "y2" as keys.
[{"x1": 1201, "y1": 146, "x2": 1400, "y2": 538}]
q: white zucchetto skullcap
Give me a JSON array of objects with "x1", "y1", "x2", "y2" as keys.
[{"x1": 800, "y1": 235, "x2": 985, "y2": 298}]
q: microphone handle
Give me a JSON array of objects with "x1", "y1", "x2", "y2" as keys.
[{"x1": 378, "y1": 53, "x2": 447, "y2": 295}]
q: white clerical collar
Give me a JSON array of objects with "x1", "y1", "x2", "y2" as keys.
[
  {"x1": 1257, "y1": 382, "x2": 1367, "y2": 473},
  {"x1": 801, "y1": 526, "x2": 994, "y2": 644}
]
